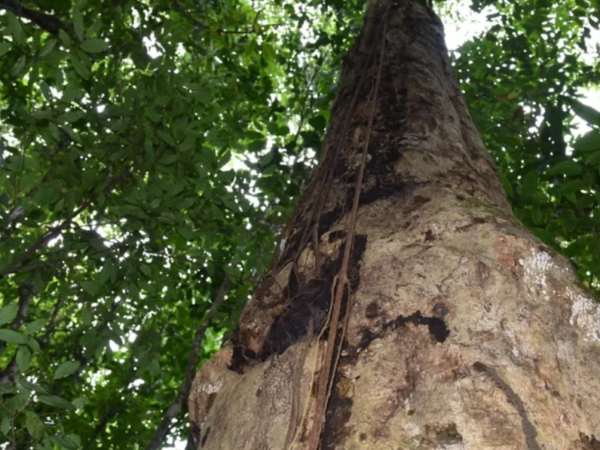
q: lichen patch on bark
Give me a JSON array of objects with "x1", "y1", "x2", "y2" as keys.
[{"x1": 569, "y1": 290, "x2": 600, "y2": 342}]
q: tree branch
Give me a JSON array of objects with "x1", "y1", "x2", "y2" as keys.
[
  {"x1": 0, "y1": 358, "x2": 18, "y2": 384},
  {"x1": 0, "y1": 171, "x2": 129, "y2": 280},
  {"x1": 184, "y1": 429, "x2": 196, "y2": 450},
  {"x1": 172, "y1": 0, "x2": 209, "y2": 29},
  {"x1": 144, "y1": 275, "x2": 231, "y2": 450},
  {"x1": 0, "y1": 0, "x2": 70, "y2": 34},
  {"x1": 40, "y1": 295, "x2": 63, "y2": 345},
  {"x1": 0, "y1": 290, "x2": 58, "y2": 383},
  {"x1": 13, "y1": 283, "x2": 33, "y2": 330},
  {"x1": 0, "y1": 283, "x2": 35, "y2": 357}
]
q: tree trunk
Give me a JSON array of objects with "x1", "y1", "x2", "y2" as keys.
[{"x1": 189, "y1": 1, "x2": 600, "y2": 449}]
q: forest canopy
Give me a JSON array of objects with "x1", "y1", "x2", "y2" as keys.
[{"x1": 0, "y1": 0, "x2": 599, "y2": 448}]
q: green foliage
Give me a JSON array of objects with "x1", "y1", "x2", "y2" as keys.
[
  {"x1": 0, "y1": 0, "x2": 361, "y2": 448},
  {"x1": 0, "y1": 0, "x2": 598, "y2": 448},
  {"x1": 454, "y1": 0, "x2": 600, "y2": 288}
]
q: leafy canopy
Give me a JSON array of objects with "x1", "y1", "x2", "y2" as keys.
[{"x1": 0, "y1": 0, "x2": 598, "y2": 448}]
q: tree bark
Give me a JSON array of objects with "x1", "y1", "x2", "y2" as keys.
[{"x1": 189, "y1": 1, "x2": 600, "y2": 449}]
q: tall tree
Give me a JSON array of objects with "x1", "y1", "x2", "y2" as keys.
[
  {"x1": 189, "y1": 0, "x2": 600, "y2": 448},
  {"x1": 1, "y1": 0, "x2": 599, "y2": 447}
]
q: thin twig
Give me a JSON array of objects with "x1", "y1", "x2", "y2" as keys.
[
  {"x1": 144, "y1": 275, "x2": 231, "y2": 450},
  {"x1": 290, "y1": 49, "x2": 331, "y2": 152},
  {"x1": 172, "y1": 0, "x2": 210, "y2": 29}
]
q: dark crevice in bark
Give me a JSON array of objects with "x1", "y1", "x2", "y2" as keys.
[
  {"x1": 318, "y1": 207, "x2": 344, "y2": 235},
  {"x1": 405, "y1": 194, "x2": 432, "y2": 213},
  {"x1": 356, "y1": 311, "x2": 450, "y2": 352},
  {"x1": 579, "y1": 433, "x2": 600, "y2": 450},
  {"x1": 358, "y1": 182, "x2": 403, "y2": 204},
  {"x1": 328, "y1": 230, "x2": 346, "y2": 243},
  {"x1": 190, "y1": 422, "x2": 201, "y2": 446},
  {"x1": 426, "y1": 423, "x2": 464, "y2": 445},
  {"x1": 473, "y1": 362, "x2": 542, "y2": 450},
  {"x1": 454, "y1": 216, "x2": 489, "y2": 232},
  {"x1": 321, "y1": 382, "x2": 353, "y2": 450},
  {"x1": 201, "y1": 426, "x2": 210, "y2": 446},
  {"x1": 229, "y1": 235, "x2": 367, "y2": 372}
]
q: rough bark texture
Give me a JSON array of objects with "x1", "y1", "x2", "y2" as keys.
[{"x1": 189, "y1": 1, "x2": 600, "y2": 449}]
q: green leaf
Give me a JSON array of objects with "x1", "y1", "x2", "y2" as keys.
[
  {"x1": 72, "y1": 396, "x2": 90, "y2": 409},
  {"x1": 54, "y1": 198, "x2": 65, "y2": 212},
  {"x1": 59, "y1": 29, "x2": 71, "y2": 47},
  {"x1": 574, "y1": 130, "x2": 600, "y2": 153},
  {"x1": 572, "y1": 99, "x2": 600, "y2": 126},
  {"x1": 73, "y1": 9, "x2": 85, "y2": 41},
  {"x1": 26, "y1": 337, "x2": 41, "y2": 353},
  {"x1": 157, "y1": 130, "x2": 176, "y2": 147},
  {"x1": 86, "y1": 20, "x2": 103, "y2": 39},
  {"x1": 177, "y1": 225, "x2": 196, "y2": 240},
  {"x1": 520, "y1": 170, "x2": 539, "y2": 197},
  {"x1": 26, "y1": 411, "x2": 45, "y2": 441},
  {"x1": 48, "y1": 122, "x2": 61, "y2": 141},
  {"x1": 62, "y1": 124, "x2": 82, "y2": 143},
  {"x1": 67, "y1": 434, "x2": 81, "y2": 447},
  {"x1": 586, "y1": 151, "x2": 600, "y2": 166},
  {"x1": 500, "y1": 172, "x2": 515, "y2": 198},
  {"x1": 81, "y1": 38, "x2": 109, "y2": 53},
  {"x1": 98, "y1": 260, "x2": 117, "y2": 283},
  {"x1": 145, "y1": 108, "x2": 162, "y2": 123},
  {"x1": 70, "y1": 54, "x2": 90, "y2": 79},
  {"x1": 549, "y1": 160, "x2": 583, "y2": 176},
  {"x1": 39, "y1": 39, "x2": 57, "y2": 57},
  {"x1": 195, "y1": 90, "x2": 212, "y2": 103},
  {"x1": 81, "y1": 307, "x2": 92, "y2": 326},
  {"x1": 0, "y1": 42, "x2": 12, "y2": 57},
  {"x1": 18, "y1": 378, "x2": 48, "y2": 394},
  {"x1": 161, "y1": 153, "x2": 179, "y2": 165},
  {"x1": 12, "y1": 55, "x2": 27, "y2": 77},
  {"x1": 148, "y1": 358, "x2": 161, "y2": 376},
  {"x1": 207, "y1": 128, "x2": 226, "y2": 147},
  {"x1": 80, "y1": 281, "x2": 101, "y2": 296},
  {"x1": 0, "y1": 329, "x2": 28, "y2": 344},
  {"x1": 26, "y1": 318, "x2": 47, "y2": 335},
  {"x1": 32, "y1": 110, "x2": 54, "y2": 120},
  {"x1": 179, "y1": 134, "x2": 196, "y2": 152},
  {"x1": 559, "y1": 179, "x2": 588, "y2": 195},
  {"x1": 8, "y1": 12, "x2": 24, "y2": 45},
  {"x1": 0, "y1": 303, "x2": 18, "y2": 326},
  {"x1": 38, "y1": 394, "x2": 77, "y2": 411},
  {"x1": 248, "y1": 140, "x2": 267, "y2": 152},
  {"x1": 140, "y1": 264, "x2": 152, "y2": 277},
  {"x1": 0, "y1": 412, "x2": 9, "y2": 435},
  {"x1": 6, "y1": 155, "x2": 38, "y2": 171},
  {"x1": 5, "y1": 390, "x2": 30, "y2": 411},
  {"x1": 53, "y1": 361, "x2": 80, "y2": 380},
  {"x1": 50, "y1": 435, "x2": 78, "y2": 450},
  {"x1": 532, "y1": 227, "x2": 556, "y2": 245},
  {"x1": 37, "y1": 438, "x2": 54, "y2": 450},
  {"x1": 309, "y1": 115, "x2": 327, "y2": 132},
  {"x1": 58, "y1": 111, "x2": 85, "y2": 123},
  {"x1": 16, "y1": 346, "x2": 31, "y2": 372}
]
